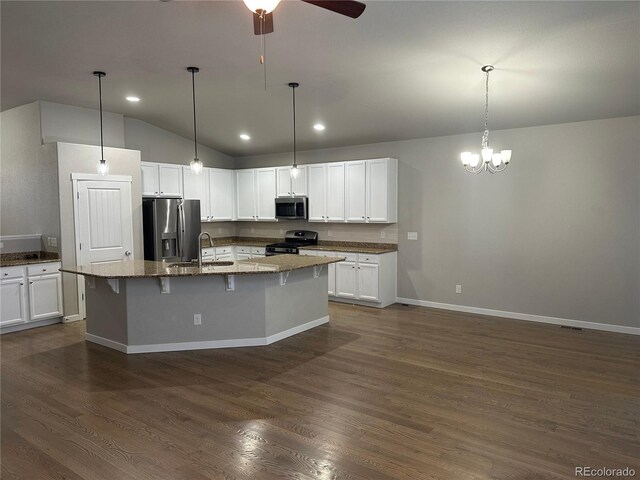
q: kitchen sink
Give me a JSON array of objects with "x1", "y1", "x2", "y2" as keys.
[{"x1": 168, "y1": 261, "x2": 234, "y2": 268}]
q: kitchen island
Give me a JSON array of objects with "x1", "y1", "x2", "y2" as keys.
[{"x1": 60, "y1": 255, "x2": 343, "y2": 354}]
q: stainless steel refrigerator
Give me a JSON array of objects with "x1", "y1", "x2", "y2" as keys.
[{"x1": 142, "y1": 198, "x2": 201, "y2": 262}]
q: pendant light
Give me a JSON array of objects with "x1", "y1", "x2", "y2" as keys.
[
  {"x1": 93, "y1": 71, "x2": 109, "y2": 176},
  {"x1": 243, "y1": 0, "x2": 281, "y2": 14},
  {"x1": 187, "y1": 66, "x2": 203, "y2": 175},
  {"x1": 289, "y1": 82, "x2": 300, "y2": 179},
  {"x1": 460, "y1": 65, "x2": 512, "y2": 174}
]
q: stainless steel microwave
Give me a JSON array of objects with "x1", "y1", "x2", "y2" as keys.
[{"x1": 275, "y1": 196, "x2": 308, "y2": 220}]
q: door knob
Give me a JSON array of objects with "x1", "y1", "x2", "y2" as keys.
[{"x1": 125, "y1": 251, "x2": 131, "y2": 256}]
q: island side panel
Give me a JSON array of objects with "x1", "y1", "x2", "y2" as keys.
[
  {"x1": 85, "y1": 278, "x2": 129, "y2": 350},
  {"x1": 124, "y1": 275, "x2": 268, "y2": 347},
  {"x1": 264, "y1": 268, "x2": 329, "y2": 338}
]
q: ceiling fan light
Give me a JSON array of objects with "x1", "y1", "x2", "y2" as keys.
[
  {"x1": 501, "y1": 150, "x2": 512, "y2": 164},
  {"x1": 481, "y1": 148, "x2": 493, "y2": 164},
  {"x1": 470, "y1": 154, "x2": 480, "y2": 168},
  {"x1": 243, "y1": 0, "x2": 281, "y2": 14},
  {"x1": 461, "y1": 152, "x2": 472, "y2": 166}
]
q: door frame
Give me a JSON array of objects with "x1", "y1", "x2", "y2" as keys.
[{"x1": 71, "y1": 173, "x2": 133, "y2": 320}]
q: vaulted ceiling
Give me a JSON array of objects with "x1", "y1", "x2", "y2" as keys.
[{"x1": 2, "y1": 1, "x2": 639, "y2": 156}]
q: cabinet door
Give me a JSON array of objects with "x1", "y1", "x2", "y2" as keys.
[
  {"x1": 335, "y1": 261, "x2": 357, "y2": 298},
  {"x1": 255, "y1": 168, "x2": 277, "y2": 220},
  {"x1": 326, "y1": 162, "x2": 346, "y2": 221},
  {"x1": 28, "y1": 274, "x2": 63, "y2": 321},
  {"x1": 357, "y1": 263, "x2": 379, "y2": 302},
  {"x1": 276, "y1": 167, "x2": 292, "y2": 197},
  {"x1": 307, "y1": 164, "x2": 326, "y2": 221},
  {"x1": 367, "y1": 159, "x2": 389, "y2": 222},
  {"x1": 141, "y1": 162, "x2": 159, "y2": 196},
  {"x1": 1, "y1": 278, "x2": 27, "y2": 327},
  {"x1": 345, "y1": 161, "x2": 366, "y2": 222},
  {"x1": 183, "y1": 166, "x2": 209, "y2": 220},
  {"x1": 236, "y1": 170, "x2": 256, "y2": 220},
  {"x1": 328, "y1": 262, "x2": 336, "y2": 296},
  {"x1": 291, "y1": 165, "x2": 308, "y2": 196},
  {"x1": 158, "y1": 164, "x2": 183, "y2": 197},
  {"x1": 209, "y1": 169, "x2": 235, "y2": 221}
]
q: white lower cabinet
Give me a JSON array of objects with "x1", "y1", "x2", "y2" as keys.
[
  {"x1": 356, "y1": 262, "x2": 379, "y2": 302},
  {"x1": 335, "y1": 261, "x2": 358, "y2": 298},
  {"x1": 1, "y1": 262, "x2": 63, "y2": 328}
]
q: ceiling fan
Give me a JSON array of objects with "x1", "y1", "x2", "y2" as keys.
[{"x1": 243, "y1": 0, "x2": 366, "y2": 36}]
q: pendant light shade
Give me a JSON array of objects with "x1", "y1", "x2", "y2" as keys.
[
  {"x1": 289, "y1": 82, "x2": 300, "y2": 179},
  {"x1": 243, "y1": 0, "x2": 281, "y2": 14},
  {"x1": 93, "y1": 71, "x2": 109, "y2": 176},
  {"x1": 187, "y1": 67, "x2": 203, "y2": 175}
]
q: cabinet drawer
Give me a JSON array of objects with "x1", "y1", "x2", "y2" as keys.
[
  {"x1": 339, "y1": 253, "x2": 358, "y2": 263},
  {"x1": 298, "y1": 250, "x2": 316, "y2": 256},
  {"x1": 215, "y1": 246, "x2": 233, "y2": 255},
  {"x1": 1, "y1": 266, "x2": 25, "y2": 279},
  {"x1": 357, "y1": 254, "x2": 379, "y2": 264},
  {"x1": 251, "y1": 247, "x2": 265, "y2": 255},
  {"x1": 236, "y1": 246, "x2": 251, "y2": 254},
  {"x1": 202, "y1": 247, "x2": 215, "y2": 257},
  {"x1": 315, "y1": 251, "x2": 337, "y2": 258},
  {"x1": 27, "y1": 263, "x2": 60, "y2": 277}
]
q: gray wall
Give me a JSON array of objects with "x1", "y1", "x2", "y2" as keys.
[
  {"x1": 0, "y1": 102, "x2": 61, "y2": 252},
  {"x1": 124, "y1": 117, "x2": 234, "y2": 169},
  {"x1": 236, "y1": 116, "x2": 640, "y2": 328}
]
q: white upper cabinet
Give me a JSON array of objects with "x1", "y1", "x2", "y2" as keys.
[
  {"x1": 366, "y1": 158, "x2": 397, "y2": 223},
  {"x1": 209, "y1": 168, "x2": 235, "y2": 221},
  {"x1": 141, "y1": 162, "x2": 183, "y2": 197},
  {"x1": 183, "y1": 166, "x2": 209, "y2": 220},
  {"x1": 236, "y1": 169, "x2": 256, "y2": 220},
  {"x1": 255, "y1": 168, "x2": 277, "y2": 220},
  {"x1": 277, "y1": 166, "x2": 308, "y2": 197},
  {"x1": 141, "y1": 162, "x2": 159, "y2": 196},
  {"x1": 307, "y1": 164, "x2": 327, "y2": 221},
  {"x1": 345, "y1": 160, "x2": 367, "y2": 222},
  {"x1": 326, "y1": 162, "x2": 346, "y2": 222}
]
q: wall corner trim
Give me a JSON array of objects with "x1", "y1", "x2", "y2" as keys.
[{"x1": 396, "y1": 297, "x2": 640, "y2": 336}]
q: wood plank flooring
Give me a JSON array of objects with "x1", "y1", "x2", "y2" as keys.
[{"x1": 2, "y1": 303, "x2": 639, "y2": 479}]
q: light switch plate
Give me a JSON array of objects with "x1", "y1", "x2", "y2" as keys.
[
  {"x1": 380, "y1": 231, "x2": 386, "y2": 239},
  {"x1": 194, "y1": 313, "x2": 202, "y2": 325},
  {"x1": 408, "y1": 232, "x2": 418, "y2": 240},
  {"x1": 456, "y1": 285, "x2": 462, "y2": 294}
]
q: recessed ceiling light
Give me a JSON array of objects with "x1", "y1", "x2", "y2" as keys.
[
  {"x1": 126, "y1": 96, "x2": 140, "y2": 102},
  {"x1": 240, "y1": 133, "x2": 251, "y2": 140},
  {"x1": 313, "y1": 123, "x2": 325, "y2": 131}
]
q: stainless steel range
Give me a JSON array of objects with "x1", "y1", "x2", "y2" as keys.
[{"x1": 265, "y1": 230, "x2": 318, "y2": 256}]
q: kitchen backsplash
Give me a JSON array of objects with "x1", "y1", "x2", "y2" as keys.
[
  {"x1": 237, "y1": 221, "x2": 398, "y2": 244},
  {"x1": 201, "y1": 222, "x2": 237, "y2": 239}
]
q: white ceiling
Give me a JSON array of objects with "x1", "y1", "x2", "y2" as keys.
[{"x1": 2, "y1": 1, "x2": 639, "y2": 156}]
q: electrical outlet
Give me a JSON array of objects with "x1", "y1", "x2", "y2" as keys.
[
  {"x1": 279, "y1": 229, "x2": 284, "y2": 235},
  {"x1": 193, "y1": 313, "x2": 202, "y2": 325},
  {"x1": 50, "y1": 237, "x2": 57, "y2": 247},
  {"x1": 327, "y1": 230, "x2": 332, "y2": 237},
  {"x1": 456, "y1": 285, "x2": 462, "y2": 294},
  {"x1": 380, "y1": 231, "x2": 386, "y2": 239},
  {"x1": 408, "y1": 232, "x2": 418, "y2": 240},
  {"x1": 0, "y1": 241, "x2": 4, "y2": 249}
]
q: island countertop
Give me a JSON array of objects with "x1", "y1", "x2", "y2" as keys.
[{"x1": 59, "y1": 255, "x2": 345, "y2": 279}]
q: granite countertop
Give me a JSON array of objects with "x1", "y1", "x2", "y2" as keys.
[
  {"x1": 0, "y1": 251, "x2": 61, "y2": 267},
  {"x1": 203, "y1": 237, "x2": 397, "y2": 254},
  {"x1": 59, "y1": 255, "x2": 345, "y2": 279}
]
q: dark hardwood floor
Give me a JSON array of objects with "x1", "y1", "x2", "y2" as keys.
[{"x1": 1, "y1": 303, "x2": 639, "y2": 479}]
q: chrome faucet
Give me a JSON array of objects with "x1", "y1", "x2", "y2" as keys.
[{"x1": 197, "y1": 232, "x2": 213, "y2": 267}]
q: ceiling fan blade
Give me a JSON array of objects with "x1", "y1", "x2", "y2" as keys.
[
  {"x1": 253, "y1": 11, "x2": 274, "y2": 35},
  {"x1": 301, "y1": 0, "x2": 366, "y2": 19}
]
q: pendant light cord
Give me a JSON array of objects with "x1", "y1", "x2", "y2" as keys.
[
  {"x1": 191, "y1": 68, "x2": 198, "y2": 160},
  {"x1": 98, "y1": 74, "x2": 105, "y2": 161},
  {"x1": 292, "y1": 84, "x2": 297, "y2": 168}
]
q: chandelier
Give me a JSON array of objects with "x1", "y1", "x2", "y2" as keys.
[{"x1": 460, "y1": 65, "x2": 511, "y2": 174}]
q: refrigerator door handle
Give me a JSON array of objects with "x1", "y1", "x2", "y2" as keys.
[{"x1": 178, "y1": 202, "x2": 186, "y2": 260}]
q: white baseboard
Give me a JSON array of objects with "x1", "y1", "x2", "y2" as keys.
[
  {"x1": 86, "y1": 315, "x2": 331, "y2": 354},
  {"x1": 396, "y1": 297, "x2": 640, "y2": 336},
  {"x1": 1, "y1": 317, "x2": 61, "y2": 334},
  {"x1": 63, "y1": 314, "x2": 84, "y2": 323}
]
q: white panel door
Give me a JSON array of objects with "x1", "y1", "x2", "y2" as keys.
[
  {"x1": 158, "y1": 164, "x2": 183, "y2": 197},
  {"x1": 256, "y1": 168, "x2": 277, "y2": 220},
  {"x1": 335, "y1": 261, "x2": 357, "y2": 298},
  {"x1": 345, "y1": 161, "x2": 366, "y2": 222},
  {"x1": 141, "y1": 162, "x2": 159, "y2": 196},
  {"x1": 307, "y1": 164, "x2": 327, "y2": 222},
  {"x1": 209, "y1": 169, "x2": 235, "y2": 221},
  {"x1": 357, "y1": 263, "x2": 379, "y2": 301},
  {"x1": 28, "y1": 274, "x2": 63, "y2": 321},
  {"x1": 183, "y1": 166, "x2": 209, "y2": 220},
  {"x1": 291, "y1": 165, "x2": 308, "y2": 196},
  {"x1": 0, "y1": 278, "x2": 27, "y2": 326},
  {"x1": 307, "y1": 163, "x2": 327, "y2": 222},
  {"x1": 236, "y1": 170, "x2": 256, "y2": 220},
  {"x1": 326, "y1": 162, "x2": 346, "y2": 222},
  {"x1": 367, "y1": 159, "x2": 389, "y2": 222},
  {"x1": 276, "y1": 167, "x2": 292, "y2": 197}
]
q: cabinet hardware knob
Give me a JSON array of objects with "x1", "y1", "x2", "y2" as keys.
[
  {"x1": 361, "y1": 216, "x2": 365, "y2": 219},
  {"x1": 3, "y1": 273, "x2": 7, "y2": 276},
  {"x1": 43, "y1": 269, "x2": 47, "y2": 271},
  {"x1": 29, "y1": 282, "x2": 33, "y2": 284},
  {"x1": 20, "y1": 283, "x2": 24, "y2": 286}
]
